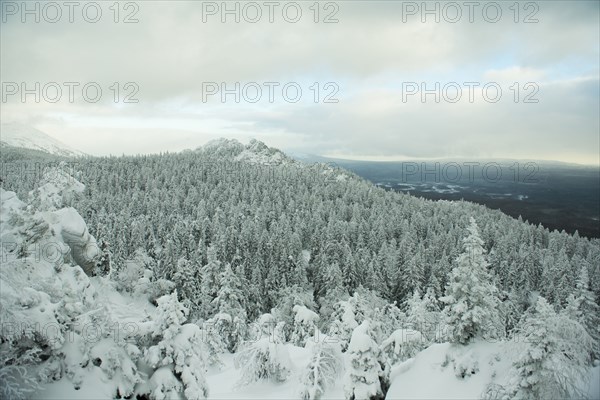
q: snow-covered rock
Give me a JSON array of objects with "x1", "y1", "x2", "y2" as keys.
[
  {"x1": 0, "y1": 189, "x2": 25, "y2": 215},
  {"x1": 16, "y1": 167, "x2": 100, "y2": 274},
  {"x1": 51, "y1": 208, "x2": 100, "y2": 275},
  {"x1": 28, "y1": 165, "x2": 85, "y2": 211}
]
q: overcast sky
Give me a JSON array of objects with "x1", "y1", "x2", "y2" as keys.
[{"x1": 1, "y1": 1, "x2": 598, "y2": 164}]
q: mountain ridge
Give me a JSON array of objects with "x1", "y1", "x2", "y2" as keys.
[{"x1": 0, "y1": 122, "x2": 86, "y2": 157}]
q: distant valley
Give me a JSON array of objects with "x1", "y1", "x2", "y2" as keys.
[{"x1": 292, "y1": 155, "x2": 600, "y2": 238}]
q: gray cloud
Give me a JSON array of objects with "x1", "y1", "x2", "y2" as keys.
[{"x1": 1, "y1": 0, "x2": 598, "y2": 164}]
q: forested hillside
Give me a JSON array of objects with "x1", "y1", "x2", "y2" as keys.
[
  {"x1": 3, "y1": 139, "x2": 599, "y2": 326},
  {"x1": 1, "y1": 139, "x2": 598, "y2": 399}
]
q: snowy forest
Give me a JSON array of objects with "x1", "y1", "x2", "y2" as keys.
[{"x1": 1, "y1": 139, "x2": 599, "y2": 399}]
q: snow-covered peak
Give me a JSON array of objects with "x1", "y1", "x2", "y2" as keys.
[
  {"x1": 246, "y1": 138, "x2": 269, "y2": 152},
  {"x1": 235, "y1": 139, "x2": 294, "y2": 166},
  {"x1": 198, "y1": 137, "x2": 295, "y2": 166},
  {"x1": 0, "y1": 122, "x2": 86, "y2": 157}
]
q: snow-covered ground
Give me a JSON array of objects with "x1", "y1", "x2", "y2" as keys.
[
  {"x1": 31, "y1": 325, "x2": 600, "y2": 400},
  {"x1": 387, "y1": 341, "x2": 600, "y2": 400},
  {"x1": 205, "y1": 348, "x2": 342, "y2": 400}
]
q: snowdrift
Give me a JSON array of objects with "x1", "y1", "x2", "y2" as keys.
[{"x1": 387, "y1": 341, "x2": 600, "y2": 400}]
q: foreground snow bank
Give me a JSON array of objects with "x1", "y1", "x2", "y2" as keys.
[{"x1": 387, "y1": 341, "x2": 600, "y2": 400}]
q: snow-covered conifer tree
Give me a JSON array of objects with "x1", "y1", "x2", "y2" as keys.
[
  {"x1": 299, "y1": 337, "x2": 342, "y2": 400},
  {"x1": 144, "y1": 291, "x2": 209, "y2": 400},
  {"x1": 405, "y1": 288, "x2": 440, "y2": 343},
  {"x1": 440, "y1": 218, "x2": 501, "y2": 344},
  {"x1": 172, "y1": 257, "x2": 201, "y2": 317},
  {"x1": 212, "y1": 263, "x2": 247, "y2": 352},
  {"x1": 199, "y1": 245, "x2": 222, "y2": 318},
  {"x1": 509, "y1": 296, "x2": 593, "y2": 399},
  {"x1": 271, "y1": 285, "x2": 316, "y2": 342},
  {"x1": 343, "y1": 321, "x2": 383, "y2": 400},
  {"x1": 199, "y1": 318, "x2": 228, "y2": 369},
  {"x1": 318, "y1": 261, "x2": 349, "y2": 323},
  {"x1": 328, "y1": 299, "x2": 358, "y2": 352},
  {"x1": 234, "y1": 313, "x2": 292, "y2": 387},
  {"x1": 567, "y1": 265, "x2": 600, "y2": 361},
  {"x1": 291, "y1": 305, "x2": 320, "y2": 347}
]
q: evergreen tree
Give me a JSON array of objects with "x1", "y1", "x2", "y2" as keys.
[
  {"x1": 290, "y1": 305, "x2": 320, "y2": 347},
  {"x1": 213, "y1": 264, "x2": 246, "y2": 318},
  {"x1": 510, "y1": 296, "x2": 593, "y2": 399},
  {"x1": 299, "y1": 339, "x2": 342, "y2": 400},
  {"x1": 565, "y1": 265, "x2": 600, "y2": 361},
  {"x1": 328, "y1": 299, "x2": 358, "y2": 352},
  {"x1": 212, "y1": 264, "x2": 247, "y2": 352},
  {"x1": 400, "y1": 254, "x2": 425, "y2": 301},
  {"x1": 405, "y1": 288, "x2": 440, "y2": 343},
  {"x1": 318, "y1": 262, "x2": 348, "y2": 325},
  {"x1": 234, "y1": 314, "x2": 292, "y2": 387},
  {"x1": 199, "y1": 245, "x2": 222, "y2": 318},
  {"x1": 145, "y1": 291, "x2": 209, "y2": 400},
  {"x1": 440, "y1": 218, "x2": 501, "y2": 344},
  {"x1": 343, "y1": 321, "x2": 383, "y2": 400},
  {"x1": 271, "y1": 285, "x2": 317, "y2": 342},
  {"x1": 172, "y1": 257, "x2": 201, "y2": 320}
]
